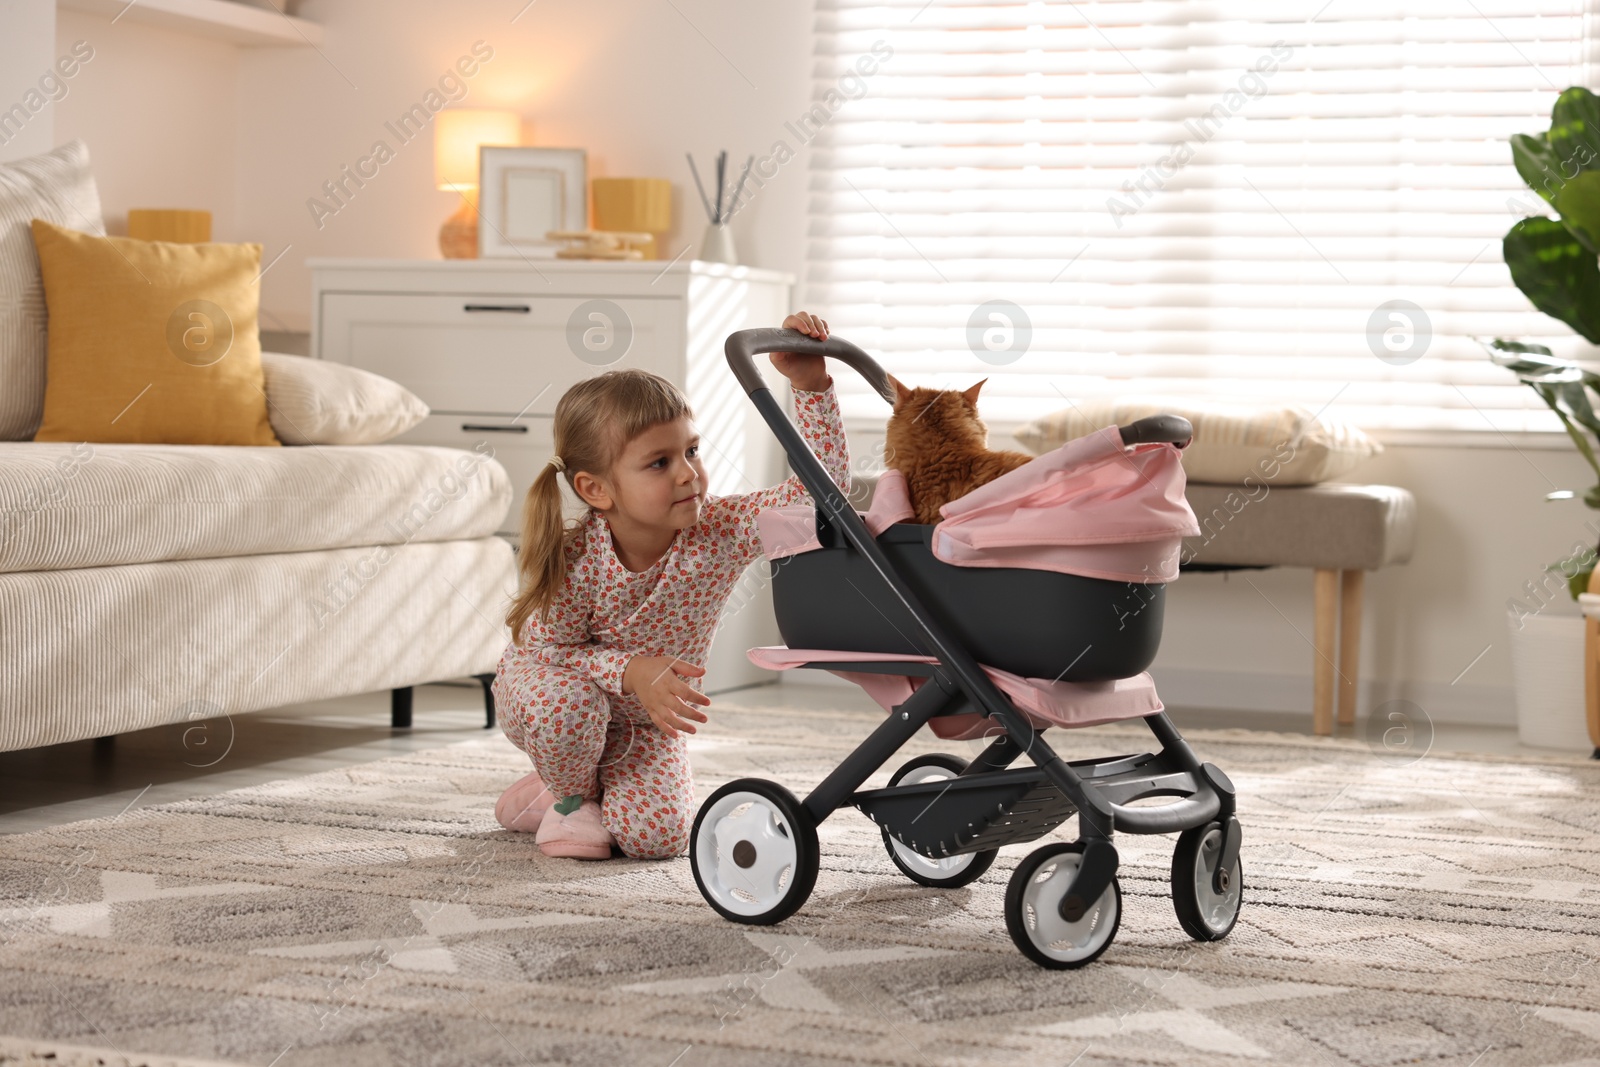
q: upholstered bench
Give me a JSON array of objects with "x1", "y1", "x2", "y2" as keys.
[
  {"x1": 1181, "y1": 483, "x2": 1416, "y2": 734},
  {"x1": 845, "y1": 475, "x2": 1416, "y2": 735}
]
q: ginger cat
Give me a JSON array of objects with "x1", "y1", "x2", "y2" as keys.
[{"x1": 884, "y1": 376, "x2": 1035, "y2": 524}]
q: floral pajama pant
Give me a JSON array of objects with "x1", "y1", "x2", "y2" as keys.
[{"x1": 493, "y1": 662, "x2": 693, "y2": 860}]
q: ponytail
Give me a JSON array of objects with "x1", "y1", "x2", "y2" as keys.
[
  {"x1": 505, "y1": 460, "x2": 571, "y2": 646},
  {"x1": 501, "y1": 369, "x2": 692, "y2": 647}
]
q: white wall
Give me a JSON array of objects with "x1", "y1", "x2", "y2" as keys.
[
  {"x1": 53, "y1": 9, "x2": 241, "y2": 242},
  {"x1": 230, "y1": 0, "x2": 813, "y2": 333},
  {"x1": 0, "y1": 0, "x2": 58, "y2": 162},
  {"x1": 28, "y1": 0, "x2": 1599, "y2": 730},
  {"x1": 51, "y1": 1, "x2": 810, "y2": 334}
]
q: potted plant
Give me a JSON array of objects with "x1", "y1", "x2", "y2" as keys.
[{"x1": 1488, "y1": 86, "x2": 1600, "y2": 752}]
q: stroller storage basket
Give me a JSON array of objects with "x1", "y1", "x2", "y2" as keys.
[
  {"x1": 853, "y1": 750, "x2": 1206, "y2": 859},
  {"x1": 770, "y1": 521, "x2": 1165, "y2": 681}
]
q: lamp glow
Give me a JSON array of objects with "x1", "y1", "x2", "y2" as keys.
[
  {"x1": 434, "y1": 109, "x2": 521, "y2": 191},
  {"x1": 433, "y1": 109, "x2": 521, "y2": 258}
]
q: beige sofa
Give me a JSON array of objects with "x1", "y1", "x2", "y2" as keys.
[
  {"x1": 0, "y1": 140, "x2": 516, "y2": 752},
  {"x1": 0, "y1": 438, "x2": 516, "y2": 752}
]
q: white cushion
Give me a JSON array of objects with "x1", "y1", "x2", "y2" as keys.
[
  {"x1": 260, "y1": 352, "x2": 429, "y2": 445},
  {"x1": 0, "y1": 140, "x2": 104, "y2": 441},
  {"x1": 1014, "y1": 397, "x2": 1382, "y2": 486},
  {"x1": 0, "y1": 441, "x2": 510, "y2": 573}
]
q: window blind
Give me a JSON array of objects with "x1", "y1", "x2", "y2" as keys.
[{"x1": 805, "y1": 0, "x2": 1598, "y2": 432}]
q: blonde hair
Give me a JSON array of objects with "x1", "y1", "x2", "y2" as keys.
[{"x1": 505, "y1": 369, "x2": 693, "y2": 646}]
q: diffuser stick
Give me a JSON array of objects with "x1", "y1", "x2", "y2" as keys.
[
  {"x1": 714, "y1": 150, "x2": 727, "y2": 223},
  {"x1": 686, "y1": 153, "x2": 715, "y2": 223}
]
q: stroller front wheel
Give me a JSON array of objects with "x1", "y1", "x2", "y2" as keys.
[
  {"x1": 1171, "y1": 821, "x2": 1244, "y2": 941},
  {"x1": 1005, "y1": 842, "x2": 1121, "y2": 969},
  {"x1": 690, "y1": 778, "x2": 819, "y2": 926},
  {"x1": 881, "y1": 754, "x2": 998, "y2": 889}
]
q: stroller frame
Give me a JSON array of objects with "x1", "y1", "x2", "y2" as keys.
[{"x1": 689, "y1": 328, "x2": 1244, "y2": 969}]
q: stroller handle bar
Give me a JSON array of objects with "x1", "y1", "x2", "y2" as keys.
[{"x1": 724, "y1": 328, "x2": 1193, "y2": 448}]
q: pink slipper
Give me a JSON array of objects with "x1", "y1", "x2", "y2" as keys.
[
  {"x1": 535, "y1": 798, "x2": 614, "y2": 860},
  {"x1": 495, "y1": 770, "x2": 556, "y2": 833}
]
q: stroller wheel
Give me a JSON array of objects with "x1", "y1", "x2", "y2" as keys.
[
  {"x1": 1171, "y1": 822, "x2": 1244, "y2": 941},
  {"x1": 1005, "y1": 842, "x2": 1121, "y2": 969},
  {"x1": 1004, "y1": 844, "x2": 1120, "y2": 966},
  {"x1": 881, "y1": 755, "x2": 997, "y2": 889},
  {"x1": 690, "y1": 778, "x2": 819, "y2": 926}
]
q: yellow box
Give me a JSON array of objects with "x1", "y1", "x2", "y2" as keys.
[{"x1": 127, "y1": 209, "x2": 213, "y2": 244}]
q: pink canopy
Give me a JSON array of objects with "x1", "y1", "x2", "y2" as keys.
[{"x1": 757, "y1": 426, "x2": 1201, "y2": 583}]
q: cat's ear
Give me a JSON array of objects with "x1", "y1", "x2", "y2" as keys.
[
  {"x1": 961, "y1": 378, "x2": 988, "y2": 406},
  {"x1": 887, "y1": 374, "x2": 913, "y2": 405}
]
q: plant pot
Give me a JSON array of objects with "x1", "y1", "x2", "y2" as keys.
[{"x1": 1505, "y1": 609, "x2": 1593, "y2": 751}]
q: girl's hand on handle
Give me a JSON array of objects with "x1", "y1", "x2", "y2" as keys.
[
  {"x1": 771, "y1": 311, "x2": 831, "y2": 392},
  {"x1": 623, "y1": 655, "x2": 711, "y2": 738}
]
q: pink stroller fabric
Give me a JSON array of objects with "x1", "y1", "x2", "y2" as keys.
[
  {"x1": 757, "y1": 426, "x2": 1201, "y2": 583},
  {"x1": 746, "y1": 647, "x2": 1163, "y2": 739}
]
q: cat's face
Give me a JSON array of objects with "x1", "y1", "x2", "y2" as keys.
[{"x1": 884, "y1": 377, "x2": 990, "y2": 458}]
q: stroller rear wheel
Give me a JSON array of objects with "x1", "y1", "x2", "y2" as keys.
[
  {"x1": 690, "y1": 778, "x2": 819, "y2": 926},
  {"x1": 1005, "y1": 842, "x2": 1121, "y2": 969},
  {"x1": 1171, "y1": 821, "x2": 1244, "y2": 941},
  {"x1": 880, "y1": 754, "x2": 998, "y2": 889}
]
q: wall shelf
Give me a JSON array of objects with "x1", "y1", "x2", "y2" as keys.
[{"x1": 58, "y1": 0, "x2": 323, "y2": 46}]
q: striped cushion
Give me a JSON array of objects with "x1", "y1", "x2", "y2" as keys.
[
  {"x1": 1014, "y1": 397, "x2": 1381, "y2": 486},
  {"x1": 0, "y1": 441, "x2": 511, "y2": 574},
  {"x1": 0, "y1": 140, "x2": 104, "y2": 441},
  {"x1": 260, "y1": 352, "x2": 429, "y2": 445}
]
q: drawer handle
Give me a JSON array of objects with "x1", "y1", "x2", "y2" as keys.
[
  {"x1": 463, "y1": 303, "x2": 531, "y2": 313},
  {"x1": 461, "y1": 423, "x2": 530, "y2": 433}
]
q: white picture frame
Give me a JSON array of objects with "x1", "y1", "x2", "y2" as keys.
[{"x1": 477, "y1": 146, "x2": 587, "y2": 259}]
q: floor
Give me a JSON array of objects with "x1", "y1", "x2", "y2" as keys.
[{"x1": 0, "y1": 679, "x2": 1576, "y2": 836}]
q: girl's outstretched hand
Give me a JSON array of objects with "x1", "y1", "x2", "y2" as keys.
[
  {"x1": 623, "y1": 655, "x2": 711, "y2": 738},
  {"x1": 771, "y1": 311, "x2": 830, "y2": 392}
]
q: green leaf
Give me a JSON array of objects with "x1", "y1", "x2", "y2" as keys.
[
  {"x1": 1550, "y1": 88, "x2": 1600, "y2": 179},
  {"x1": 1482, "y1": 337, "x2": 1556, "y2": 359},
  {"x1": 1555, "y1": 170, "x2": 1600, "y2": 254},
  {"x1": 1503, "y1": 216, "x2": 1600, "y2": 344},
  {"x1": 1532, "y1": 380, "x2": 1600, "y2": 485},
  {"x1": 1513, "y1": 132, "x2": 1562, "y2": 203}
]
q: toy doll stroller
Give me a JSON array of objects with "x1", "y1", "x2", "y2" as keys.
[{"x1": 688, "y1": 328, "x2": 1244, "y2": 969}]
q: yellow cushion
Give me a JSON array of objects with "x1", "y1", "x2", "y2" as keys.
[{"x1": 29, "y1": 219, "x2": 279, "y2": 447}]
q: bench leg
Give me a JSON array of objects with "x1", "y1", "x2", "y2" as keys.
[
  {"x1": 1313, "y1": 568, "x2": 1338, "y2": 735},
  {"x1": 1338, "y1": 570, "x2": 1364, "y2": 727}
]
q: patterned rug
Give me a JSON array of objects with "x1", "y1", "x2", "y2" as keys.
[{"x1": 2, "y1": 701, "x2": 1599, "y2": 1067}]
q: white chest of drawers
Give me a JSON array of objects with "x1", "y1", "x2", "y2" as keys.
[{"x1": 308, "y1": 257, "x2": 796, "y2": 692}]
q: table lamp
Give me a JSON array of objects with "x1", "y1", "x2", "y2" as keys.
[{"x1": 434, "y1": 108, "x2": 521, "y2": 259}]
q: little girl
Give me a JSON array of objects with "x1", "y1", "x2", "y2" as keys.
[{"x1": 490, "y1": 311, "x2": 849, "y2": 860}]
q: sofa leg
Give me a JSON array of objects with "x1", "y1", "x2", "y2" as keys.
[
  {"x1": 474, "y1": 672, "x2": 496, "y2": 729},
  {"x1": 391, "y1": 686, "x2": 413, "y2": 729}
]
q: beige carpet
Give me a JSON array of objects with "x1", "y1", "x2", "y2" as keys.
[{"x1": 2, "y1": 702, "x2": 1599, "y2": 1067}]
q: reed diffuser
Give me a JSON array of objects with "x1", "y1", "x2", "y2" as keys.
[{"x1": 687, "y1": 149, "x2": 753, "y2": 264}]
